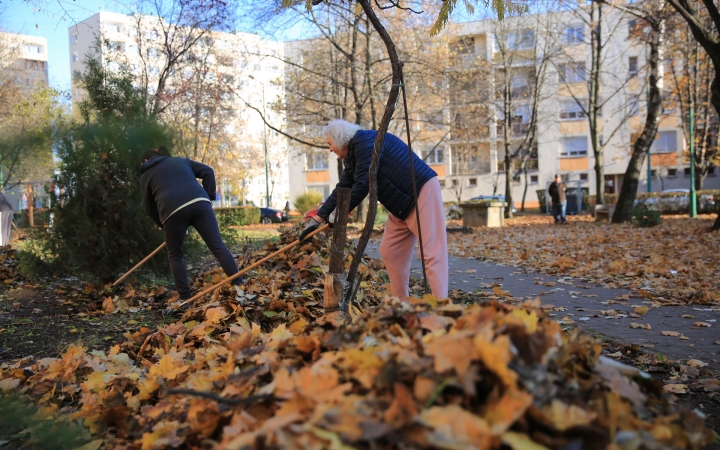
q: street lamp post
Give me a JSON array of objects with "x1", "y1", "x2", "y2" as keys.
[
  {"x1": 690, "y1": 107, "x2": 697, "y2": 218},
  {"x1": 248, "y1": 75, "x2": 271, "y2": 208}
]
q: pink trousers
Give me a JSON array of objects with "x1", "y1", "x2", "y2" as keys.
[{"x1": 379, "y1": 177, "x2": 449, "y2": 299}]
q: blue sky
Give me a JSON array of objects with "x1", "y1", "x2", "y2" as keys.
[
  {"x1": 2, "y1": 0, "x2": 128, "y2": 91},
  {"x1": 0, "y1": 0, "x2": 303, "y2": 92}
]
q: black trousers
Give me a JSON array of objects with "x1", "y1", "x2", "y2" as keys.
[{"x1": 163, "y1": 201, "x2": 240, "y2": 299}]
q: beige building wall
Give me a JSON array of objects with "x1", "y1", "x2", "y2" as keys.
[
  {"x1": 0, "y1": 32, "x2": 49, "y2": 90},
  {"x1": 69, "y1": 13, "x2": 290, "y2": 209}
]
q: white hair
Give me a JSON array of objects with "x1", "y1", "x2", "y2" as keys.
[{"x1": 322, "y1": 119, "x2": 361, "y2": 149}]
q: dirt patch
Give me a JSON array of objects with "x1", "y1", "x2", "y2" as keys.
[{"x1": 0, "y1": 281, "x2": 173, "y2": 362}]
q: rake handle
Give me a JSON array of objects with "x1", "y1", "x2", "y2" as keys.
[
  {"x1": 113, "y1": 242, "x2": 167, "y2": 286},
  {"x1": 176, "y1": 223, "x2": 330, "y2": 308}
]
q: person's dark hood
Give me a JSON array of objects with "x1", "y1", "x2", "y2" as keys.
[{"x1": 140, "y1": 155, "x2": 169, "y2": 174}]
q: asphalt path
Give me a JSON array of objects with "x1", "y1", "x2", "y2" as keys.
[{"x1": 364, "y1": 242, "x2": 720, "y2": 371}]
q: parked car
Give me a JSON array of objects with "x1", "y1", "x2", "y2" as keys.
[
  {"x1": 260, "y1": 207, "x2": 288, "y2": 224},
  {"x1": 304, "y1": 202, "x2": 324, "y2": 220},
  {"x1": 468, "y1": 195, "x2": 517, "y2": 214}
]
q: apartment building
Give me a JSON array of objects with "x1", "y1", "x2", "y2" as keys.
[
  {"x1": 68, "y1": 12, "x2": 290, "y2": 209},
  {"x1": 0, "y1": 32, "x2": 49, "y2": 90},
  {"x1": 284, "y1": 8, "x2": 719, "y2": 211}
]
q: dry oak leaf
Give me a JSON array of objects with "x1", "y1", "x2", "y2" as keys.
[
  {"x1": 543, "y1": 399, "x2": 597, "y2": 431},
  {"x1": 140, "y1": 420, "x2": 184, "y2": 450},
  {"x1": 420, "y1": 404, "x2": 492, "y2": 449},
  {"x1": 149, "y1": 354, "x2": 189, "y2": 380},
  {"x1": 474, "y1": 334, "x2": 517, "y2": 387},
  {"x1": 424, "y1": 332, "x2": 478, "y2": 377},
  {"x1": 485, "y1": 388, "x2": 533, "y2": 434},
  {"x1": 687, "y1": 359, "x2": 708, "y2": 368},
  {"x1": 694, "y1": 322, "x2": 712, "y2": 327},
  {"x1": 663, "y1": 384, "x2": 688, "y2": 394},
  {"x1": 204, "y1": 307, "x2": 227, "y2": 325},
  {"x1": 0, "y1": 378, "x2": 20, "y2": 392},
  {"x1": 630, "y1": 323, "x2": 651, "y2": 330},
  {"x1": 502, "y1": 431, "x2": 551, "y2": 450}
]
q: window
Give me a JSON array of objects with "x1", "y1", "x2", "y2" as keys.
[
  {"x1": 707, "y1": 165, "x2": 716, "y2": 175},
  {"x1": 650, "y1": 169, "x2": 657, "y2": 178},
  {"x1": 506, "y1": 29, "x2": 535, "y2": 50},
  {"x1": 107, "y1": 61, "x2": 120, "y2": 72},
  {"x1": 560, "y1": 137, "x2": 588, "y2": 157},
  {"x1": 306, "y1": 152, "x2": 329, "y2": 171},
  {"x1": 439, "y1": 179, "x2": 446, "y2": 188},
  {"x1": 106, "y1": 22, "x2": 122, "y2": 33},
  {"x1": 452, "y1": 37, "x2": 475, "y2": 54},
  {"x1": 530, "y1": 175, "x2": 539, "y2": 183},
  {"x1": 71, "y1": 34, "x2": 78, "y2": 44},
  {"x1": 148, "y1": 66, "x2": 160, "y2": 76},
  {"x1": 72, "y1": 51, "x2": 79, "y2": 62},
  {"x1": 668, "y1": 168, "x2": 677, "y2": 177},
  {"x1": 422, "y1": 148, "x2": 444, "y2": 164},
  {"x1": 110, "y1": 41, "x2": 124, "y2": 52},
  {"x1": 651, "y1": 131, "x2": 676, "y2": 153},
  {"x1": 24, "y1": 44, "x2": 42, "y2": 54},
  {"x1": 559, "y1": 100, "x2": 586, "y2": 120},
  {"x1": 558, "y1": 63, "x2": 586, "y2": 83},
  {"x1": 468, "y1": 178, "x2": 477, "y2": 187},
  {"x1": 628, "y1": 19, "x2": 638, "y2": 34},
  {"x1": 628, "y1": 56, "x2": 638, "y2": 77},
  {"x1": 145, "y1": 30, "x2": 158, "y2": 40},
  {"x1": 684, "y1": 167, "x2": 691, "y2": 177},
  {"x1": 563, "y1": 25, "x2": 584, "y2": 45},
  {"x1": 580, "y1": 173, "x2": 589, "y2": 181},
  {"x1": 147, "y1": 47, "x2": 157, "y2": 58}
]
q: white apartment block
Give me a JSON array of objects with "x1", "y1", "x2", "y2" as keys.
[
  {"x1": 68, "y1": 12, "x2": 290, "y2": 209},
  {"x1": 0, "y1": 32, "x2": 49, "y2": 90},
  {"x1": 284, "y1": 9, "x2": 719, "y2": 211}
]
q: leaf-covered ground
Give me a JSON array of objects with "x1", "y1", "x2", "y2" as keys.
[
  {"x1": 447, "y1": 214, "x2": 720, "y2": 306},
  {"x1": 0, "y1": 226, "x2": 717, "y2": 449}
]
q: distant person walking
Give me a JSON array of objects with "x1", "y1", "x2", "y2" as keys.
[
  {"x1": 140, "y1": 146, "x2": 243, "y2": 301},
  {"x1": 0, "y1": 192, "x2": 14, "y2": 246},
  {"x1": 548, "y1": 174, "x2": 568, "y2": 224}
]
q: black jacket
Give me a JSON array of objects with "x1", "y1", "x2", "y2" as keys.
[
  {"x1": 140, "y1": 155, "x2": 216, "y2": 227},
  {"x1": 318, "y1": 130, "x2": 437, "y2": 221}
]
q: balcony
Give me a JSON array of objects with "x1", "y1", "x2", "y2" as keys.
[{"x1": 496, "y1": 122, "x2": 532, "y2": 137}]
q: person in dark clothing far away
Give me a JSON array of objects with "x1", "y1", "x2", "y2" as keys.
[
  {"x1": 548, "y1": 174, "x2": 568, "y2": 224},
  {"x1": 300, "y1": 119, "x2": 449, "y2": 299},
  {"x1": 140, "y1": 146, "x2": 243, "y2": 301},
  {"x1": 0, "y1": 192, "x2": 14, "y2": 246}
]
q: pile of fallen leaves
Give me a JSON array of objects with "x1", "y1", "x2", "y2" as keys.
[
  {"x1": 449, "y1": 215, "x2": 720, "y2": 306},
  {"x1": 0, "y1": 229, "x2": 715, "y2": 449},
  {"x1": 0, "y1": 247, "x2": 23, "y2": 285}
]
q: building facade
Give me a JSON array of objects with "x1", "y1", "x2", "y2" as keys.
[
  {"x1": 284, "y1": 8, "x2": 719, "y2": 211},
  {"x1": 68, "y1": 12, "x2": 290, "y2": 209}
]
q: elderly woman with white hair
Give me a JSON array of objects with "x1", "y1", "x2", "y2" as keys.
[{"x1": 300, "y1": 119, "x2": 448, "y2": 300}]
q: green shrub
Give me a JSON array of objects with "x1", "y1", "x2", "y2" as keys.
[
  {"x1": 294, "y1": 191, "x2": 323, "y2": 214},
  {"x1": 214, "y1": 206, "x2": 261, "y2": 228},
  {"x1": 630, "y1": 204, "x2": 662, "y2": 227},
  {"x1": 35, "y1": 54, "x2": 170, "y2": 282}
]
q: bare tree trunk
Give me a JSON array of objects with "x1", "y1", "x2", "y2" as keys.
[
  {"x1": 613, "y1": 18, "x2": 664, "y2": 223},
  {"x1": 345, "y1": 0, "x2": 402, "y2": 308}
]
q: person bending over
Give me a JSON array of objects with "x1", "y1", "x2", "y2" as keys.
[
  {"x1": 300, "y1": 120, "x2": 449, "y2": 299},
  {"x1": 140, "y1": 146, "x2": 242, "y2": 301}
]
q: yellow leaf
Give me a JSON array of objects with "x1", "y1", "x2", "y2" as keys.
[
  {"x1": 205, "y1": 307, "x2": 227, "y2": 325},
  {"x1": 663, "y1": 383, "x2": 688, "y2": 394},
  {"x1": 543, "y1": 400, "x2": 596, "y2": 431},
  {"x1": 474, "y1": 334, "x2": 517, "y2": 387},
  {"x1": 502, "y1": 431, "x2": 551, "y2": 450}
]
